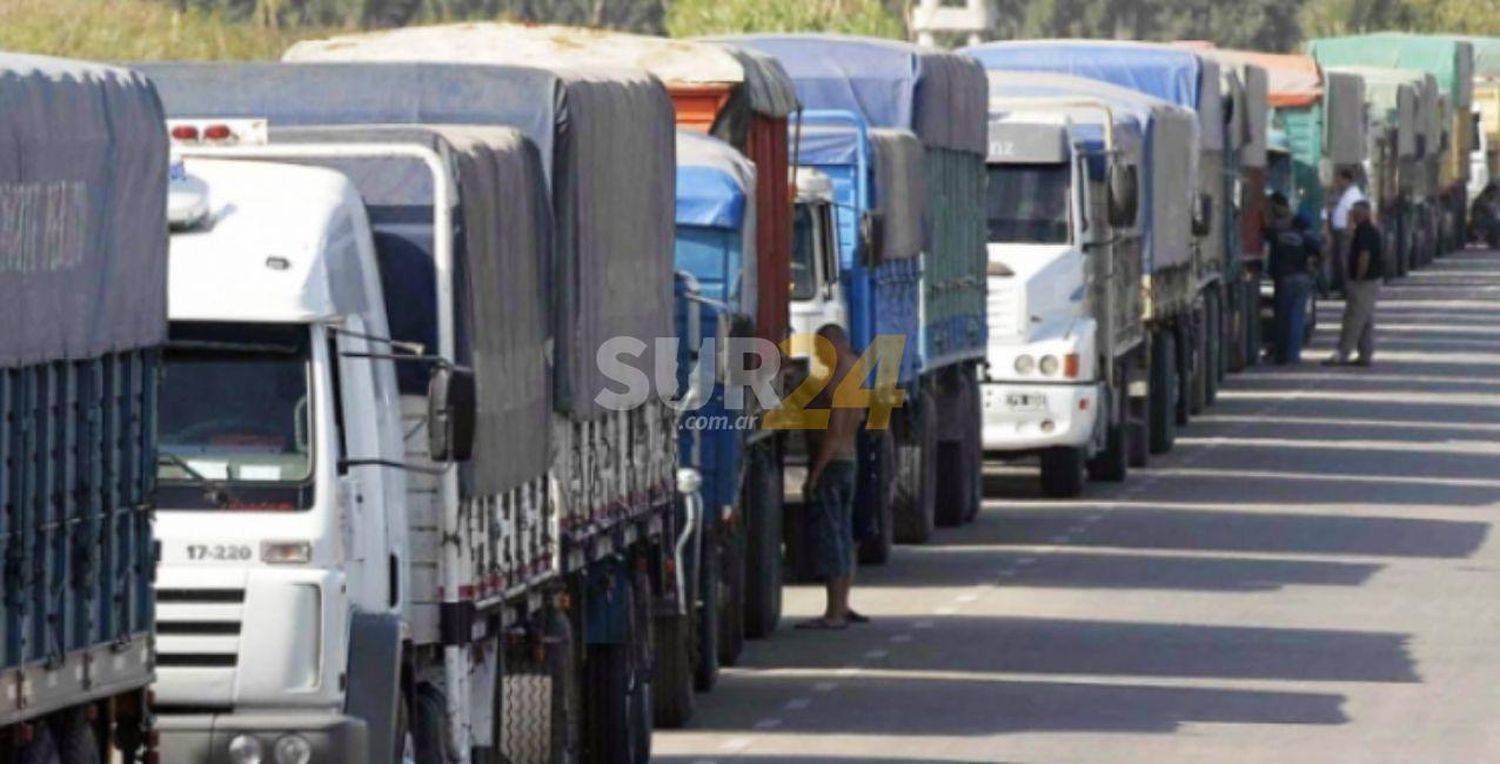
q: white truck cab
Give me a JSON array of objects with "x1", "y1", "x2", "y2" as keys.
[
  {"x1": 155, "y1": 154, "x2": 407, "y2": 762},
  {"x1": 981, "y1": 102, "x2": 1140, "y2": 497},
  {"x1": 789, "y1": 168, "x2": 846, "y2": 363}
]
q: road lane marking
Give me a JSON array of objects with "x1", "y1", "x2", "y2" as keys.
[
  {"x1": 785, "y1": 697, "x2": 812, "y2": 711},
  {"x1": 720, "y1": 738, "x2": 753, "y2": 751},
  {"x1": 864, "y1": 649, "x2": 889, "y2": 660},
  {"x1": 956, "y1": 592, "x2": 979, "y2": 603},
  {"x1": 934, "y1": 606, "x2": 957, "y2": 615},
  {"x1": 753, "y1": 718, "x2": 782, "y2": 731}
]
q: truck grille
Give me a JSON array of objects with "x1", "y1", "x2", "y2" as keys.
[
  {"x1": 155, "y1": 587, "x2": 245, "y2": 669},
  {"x1": 986, "y1": 276, "x2": 1024, "y2": 341}
]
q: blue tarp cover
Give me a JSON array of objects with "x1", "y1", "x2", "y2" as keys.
[
  {"x1": 0, "y1": 54, "x2": 168, "y2": 367},
  {"x1": 713, "y1": 34, "x2": 988, "y2": 155},
  {"x1": 675, "y1": 131, "x2": 751, "y2": 229}
]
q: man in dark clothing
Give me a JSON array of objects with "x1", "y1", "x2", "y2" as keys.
[
  {"x1": 1266, "y1": 209, "x2": 1320, "y2": 364},
  {"x1": 1326, "y1": 201, "x2": 1383, "y2": 366}
]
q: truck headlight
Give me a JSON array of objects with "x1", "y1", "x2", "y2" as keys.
[
  {"x1": 228, "y1": 735, "x2": 264, "y2": 764},
  {"x1": 1039, "y1": 355, "x2": 1060, "y2": 376},
  {"x1": 274, "y1": 735, "x2": 313, "y2": 764},
  {"x1": 1014, "y1": 355, "x2": 1035, "y2": 375}
]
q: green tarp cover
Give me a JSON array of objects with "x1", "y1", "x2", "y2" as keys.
[
  {"x1": 1308, "y1": 33, "x2": 1473, "y2": 108},
  {"x1": 1460, "y1": 36, "x2": 1500, "y2": 80}
]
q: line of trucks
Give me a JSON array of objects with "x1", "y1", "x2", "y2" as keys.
[{"x1": 0, "y1": 26, "x2": 1478, "y2": 764}]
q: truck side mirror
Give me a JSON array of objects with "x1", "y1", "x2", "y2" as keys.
[
  {"x1": 1107, "y1": 163, "x2": 1139, "y2": 228},
  {"x1": 428, "y1": 366, "x2": 477, "y2": 463},
  {"x1": 1191, "y1": 193, "x2": 1214, "y2": 236},
  {"x1": 860, "y1": 210, "x2": 886, "y2": 268}
]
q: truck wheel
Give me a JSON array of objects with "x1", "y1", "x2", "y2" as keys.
[
  {"x1": 1127, "y1": 390, "x2": 1150, "y2": 469},
  {"x1": 717, "y1": 529, "x2": 746, "y2": 668},
  {"x1": 586, "y1": 620, "x2": 634, "y2": 764},
  {"x1": 54, "y1": 708, "x2": 100, "y2": 764},
  {"x1": 1088, "y1": 368, "x2": 1129, "y2": 483},
  {"x1": 1040, "y1": 446, "x2": 1085, "y2": 498},
  {"x1": 743, "y1": 441, "x2": 784, "y2": 639},
  {"x1": 1149, "y1": 330, "x2": 1178, "y2": 455},
  {"x1": 1205, "y1": 292, "x2": 1221, "y2": 405},
  {"x1": 629, "y1": 571, "x2": 654, "y2": 763},
  {"x1": 935, "y1": 382, "x2": 974, "y2": 528},
  {"x1": 653, "y1": 608, "x2": 695, "y2": 727},
  {"x1": 694, "y1": 537, "x2": 721, "y2": 692},
  {"x1": 1243, "y1": 280, "x2": 1262, "y2": 368},
  {"x1": 1188, "y1": 306, "x2": 1208, "y2": 416},
  {"x1": 895, "y1": 391, "x2": 938, "y2": 541},
  {"x1": 18, "y1": 723, "x2": 60, "y2": 764},
  {"x1": 857, "y1": 430, "x2": 897, "y2": 565},
  {"x1": 961, "y1": 378, "x2": 984, "y2": 523},
  {"x1": 1176, "y1": 322, "x2": 1195, "y2": 425},
  {"x1": 412, "y1": 683, "x2": 451, "y2": 764}
]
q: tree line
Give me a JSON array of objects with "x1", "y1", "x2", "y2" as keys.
[{"x1": 164, "y1": 0, "x2": 1500, "y2": 49}]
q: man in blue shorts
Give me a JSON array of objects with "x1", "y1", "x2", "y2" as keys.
[{"x1": 798, "y1": 325, "x2": 865, "y2": 630}]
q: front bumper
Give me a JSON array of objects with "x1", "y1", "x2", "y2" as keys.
[
  {"x1": 981, "y1": 382, "x2": 1099, "y2": 452},
  {"x1": 157, "y1": 710, "x2": 366, "y2": 763}
]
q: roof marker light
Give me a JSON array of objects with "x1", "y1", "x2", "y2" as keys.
[
  {"x1": 203, "y1": 124, "x2": 233, "y2": 141},
  {"x1": 170, "y1": 125, "x2": 199, "y2": 142}
]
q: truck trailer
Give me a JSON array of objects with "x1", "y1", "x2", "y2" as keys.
[
  {"x1": 137, "y1": 60, "x2": 681, "y2": 764},
  {"x1": 0, "y1": 52, "x2": 166, "y2": 764},
  {"x1": 286, "y1": 23, "x2": 802, "y2": 647},
  {"x1": 721, "y1": 34, "x2": 990, "y2": 558}
]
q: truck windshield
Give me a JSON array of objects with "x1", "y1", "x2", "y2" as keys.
[
  {"x1": 986, "y1": 164, "x2": 1071, "y2": 245},
  {"x1": 157, "y1": 322, "x2": 315, "y2": 511},
  {"x1": 791, "y1": 203, "x2": 817, "y2": 300}
]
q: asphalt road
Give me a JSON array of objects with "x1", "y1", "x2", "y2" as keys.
[{"x1": 655, "y1": 248, "x2": 1500, "y2": 764}]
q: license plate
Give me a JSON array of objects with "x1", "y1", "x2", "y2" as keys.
[{"x1": 1005, "y1": 393, "x2": 1046, "y2": 411}]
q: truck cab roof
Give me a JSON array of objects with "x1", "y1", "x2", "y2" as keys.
[{"x1": 169, "y1": 159, "x2": 376, "y2": 325}]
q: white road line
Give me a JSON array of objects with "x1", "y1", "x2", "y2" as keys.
[
  {"x1": 719, "y1": 738, "x2": 753, "y2": 752},
  {"x1": 836, "y1": 666, "x2": 860, "y2": 677},
  {"x1": 753, "y1": 718, "x2": 783, "y2": 731},
  {"x1": 912, "y1": 620, "x2": 935, "y2": 630},
  {"x1": 934, "y1": 606, "x2": 957, "y2": 615},
  {"x1": 956, "y1": 593, "x2": 979, "y2": 603},
  {"x1": 864, "y1": 649, "x2": 890, "y2": 660},
  {"x1": 784, "y1": 697, "x2": 812, "y2": 711}
]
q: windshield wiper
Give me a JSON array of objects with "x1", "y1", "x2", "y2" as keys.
[{"x1": 157, "y1": 452, "x2": 242, "y2": 508}]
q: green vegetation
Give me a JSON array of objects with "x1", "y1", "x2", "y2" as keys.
[
  {"x1": 667, "y1": 0, "x2": 905, "y2": 39},
  {"x1": 0, "y1": 0, "x2": 337, "y2": 60}
]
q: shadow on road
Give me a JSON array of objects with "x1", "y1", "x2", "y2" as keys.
[{"x1": 949, "y1": 504, "x2": 1489, "y2": 559}]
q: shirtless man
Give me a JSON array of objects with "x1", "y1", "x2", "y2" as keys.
[{"x1": 799, "y1": 325, "x2": 865, "y2": 630}]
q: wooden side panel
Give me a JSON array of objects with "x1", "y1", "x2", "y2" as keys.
[
  {"x1": 747, "y1": 114, "x2": 792, "y2": 346},
  {"x1": 1241, "y1": 167, "x2": 1268, "y2": 262},
  {"x1": 669, "y1": 86, "x2": 732, "y2": 135}
]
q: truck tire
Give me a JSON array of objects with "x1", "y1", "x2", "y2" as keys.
[
  {"x1": 1128, "y1": 389, "x2": 1150, "y2": 469},
  {"x1": 1205, "y1": 292, "x2": 1221, "y2": 405},
  {"x1": 1176, "y1": 321, "x2": 1195, "y2": 425},
  {"x1": 1243, "y1": 280, "x2": 1262, "y2": 368},
  {"x1": 743, "y1": 441, "x2": 783, "y2": 640},
  {"x1": 629, "y1": 571, "x2": 654, "y2": 764},
  {"x1": 1040, "y1": 446, "x2": 1085, "y2": 498},
  {"x1": 717, "y1": 528, "x2": 746, "y2": 668},
  {"x1": 1188, "y1": 305, "x2": 1208, "y2": 416},
  {"x1": 586, "y1": 641, "x2": 633, "y2": 763},
  {"x1": 960, "y1": 378, "x2": 984, "y2": 523},
  {"x1": 652, "y1": 608, "x2": 695, "y2": 727},
  {"x1": 894, "y1": 391, "x2": 937, "y2": 541},
  {"x1": 935, "y1": 380, "x2": 976, "y2": 528},
  {"x1": 694, "y1": 537, "x2": 720, "y2": 692},
  {"x1": 1088, "y1": 366, "x2": 1129, "y2": 483},
  {"x1": 18, "y1": 723, "x2": 61, "y2": 764},
  {"x1": 413, "y1": 683, "x2": 451, "y2": 764},
  {"x1": 55, "y1": 708, "x2": 100, "y2": 764},
  {"x1": 1149, "y1": 330, "x2": 1177, "y2": 455},
  {"x1": 857, "y1": 430, "x2": 897, "y2": 565}
]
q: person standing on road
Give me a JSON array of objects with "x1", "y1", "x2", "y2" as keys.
[
  {"x1": 1329, "y1": 169, "x2": 1366, "y2": 295},
  {"x1": 1266, "y1": 208, "x2": 1320, "y2": 364},
  {"x1": 1326, "y1": 201, "x2": 1384, "y2": 367},
  {"x1": 799, "y1": 324, "x2": 867, "y2": 630}
]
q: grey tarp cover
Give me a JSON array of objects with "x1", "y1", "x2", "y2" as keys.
[
  {"x1": 135, "y1": 61, "x2": 676, "y2": 420},
  {"x1": 273, "y1": 125, "x2": 553, "y2": 495},
  {"x1": 0, "y1": 54, "x2": 167, "y2": 367},
  {"x1": 1324, "y1": 71, "x2": 1368, "y2": 165},
  {"x1": 868, "y1": 129, "x2": 927, "y2": 260}
]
